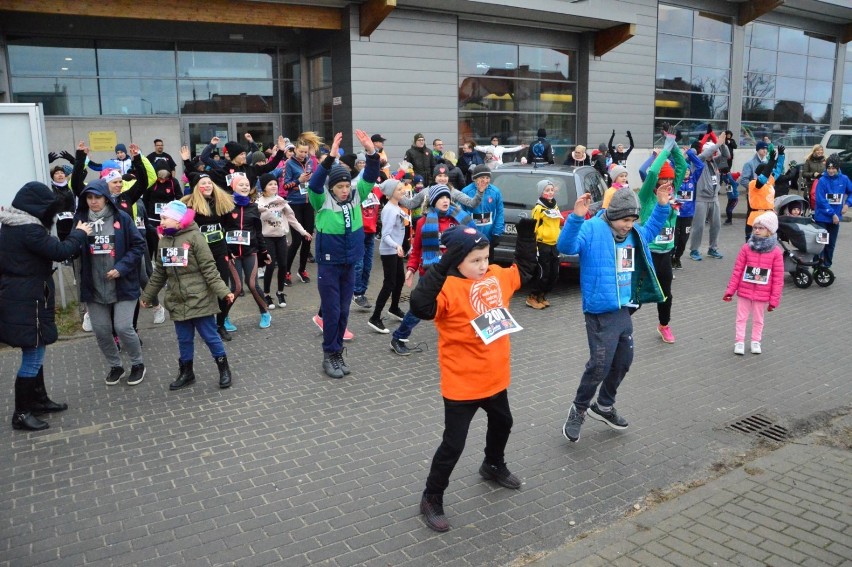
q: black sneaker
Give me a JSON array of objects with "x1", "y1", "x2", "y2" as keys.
[
  {"x1": 334, "y1": 351, "x2": 351, "y2": 376},
  {"x1": 298, "y1": 270, "x2": 311, "y2": 283},
  {"x1": 127, "y1": 363, "x2": 146, "y2": 386},
  {"x1": 479, "y1": 461, "x2": 522, "y2": 489},
  {"x1": 105, "y1": 366, "x2": 124, "y2": 386},
  {"x1": 368, "y1": 317, "x2": 389, "y2": 334},
  {"x1": 353, "y1": 294, "x2": 372, "y2": 310},
  {"x1": 420, "y1": 493, "x2": 449, "y2": 532},
  {"x1": 588, "y1": 402, "x2": 629, "y2": 430},
  {"x1": 276, "y1": 291, "x2": 287, "y2": 307},
  {"x1": 387, "y1": 307, "x2": 405, "y2": 321},
  {"x1": 322, "y1": 352, "x2": 344, "y2": 379},
  {"x1": 264, "y1": 294, "x2": 276, "y2": 310},
  {"x1": 672, "y1": 258, "x2": 683, "y2": 270},
  {"x1": 562, "y1": 403, "x2": 585, "y2": 442},
  {"x1": 218, "y1": 326, "x2": 232, "y2": 341},
  {"x1": 283, "y1": 273, "x2": 292, "y2": 287},
  {"x1": 390, "y1": 338, "x2": 411, "y2": 356}
]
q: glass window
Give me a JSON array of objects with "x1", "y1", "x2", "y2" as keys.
[
  {"x1": 12, "y1": 77, "x2": 99, "y2": 116},
  {"x1": 808, "y1": 34, "x2": 836, "y2": 58},
  {"x1": 741, "y1": 123, "x2": 827, "y2": 147},
  {"x1": 692, "y1": 40, "x2": 730, "y2": 69},
  {"x1": 778, "y1": 28, "x2": 808, "y2": 55},
  {"x1": 8, "y1": 40, "x2": 97, "y2": 77},
  {"x1": 459, "y1": 77, "x2": 575, "y2": 113},
  {"x1": 743, "y1": 72, "x2": 775, "y2": 99},
  {"x1": 781, "y1": 53, "x2": 808, "y2": 78},
  {"x1": 658, "y1": 5, "x2": 692, "y2": 30},
  {"x1": 308, "y1": 55, "x2": 331, "y2": 90},
  {"x1": 656, "y1": 63, "x2": 691, "y2": 88},
  {"x1": 653, "y1": 118, "x2": 722, "y2": 147},
  {"x1": 655, "y1": 90, "x2": 728, "y2": 120},
  {"x1": 178, "y1": 47, "x2": 274, "y2": 79},
  {"x1": 459, "y1": 41, "x2": 518, "y2": 77},
  {"x1": 747, "y1": 48, "x2": 777, "y2": 74},
  {"x1": 282, "y1": 115, "x2": 303, "y2": 139},
  {"x1": 459, "y1": 111, "x2": 575, "y2": 149},
  {"x1": 806, "y1": 59, "x2": 834, "y2": 82},
  {"x1": 100, "y1": 79, "x2": 178, "y2": 115},
  {"x1": 775, "y1": 76, "x2": 805, "y2": 101},
  {"x1": 806, "y1": 80, "x2": 833, "y2": 105},
  {"x1": 519, "y1": 46, "x2": 573, "y2": 80},
  {"x1": 693, "y1": 12, "x2": 731, "y2": 41},
  {"x1": 179, "y1": 80, "x2": 276, "y2": 114},
  {"x1": 691, "y1": 67, "x2": 729, "y2": 93},
  {"x1": 748, "y1": 23, "x2": 778, "y2": 50},
  {"x1": 97, "y1": 42, "x2": 175, "y2": 78},
  {"x1": 842, "y1": 106, "x2": 852, "y2": 126},
  {"x1": 802, "y1": 103, "x2": 831, "y2": 123},
  {"x1": 282, "y1": 81, "x2": 302, "y2": 114},
  {"x1": 657, "y1": 35, "x2": 692, "y2": 64}
]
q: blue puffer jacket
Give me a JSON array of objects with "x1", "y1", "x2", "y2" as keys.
[
  {"x1": 813, "y1": 172, "x2": 852, "y2": 223},
  {"x1": 460, "y1": 183, "x2": 504, "y2": 239},
  {"x1": 557, "y1": 204, "x2": 669, "y2": 314},
  {"x1": 73, "y1": 179, "x2": 146, "y2": 303}
]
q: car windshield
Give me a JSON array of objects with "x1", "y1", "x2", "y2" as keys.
[
  {"x1": 493, "y1": 173, "x2": 575, "y2": 209},
  {"x1": 824, "y1": 134, "x2": 852, "y2": 154}
]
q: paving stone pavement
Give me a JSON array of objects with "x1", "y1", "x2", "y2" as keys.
[{"x1": 1, "y1": 221, "x2": 850, "y2": 567}]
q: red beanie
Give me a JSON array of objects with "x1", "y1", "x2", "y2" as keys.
[{"x1": 659, "y1": 161, "x2": 675, "y2": 179}]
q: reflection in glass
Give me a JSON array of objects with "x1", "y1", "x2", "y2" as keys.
[
  {"x1": 841, "y1": 106, "x2": 852, "y2": 126},
  {"x1": 282, "y1": 80, "x2": 302, "y2": 114},
  {"x1": 97, "y1": 43, "x2": 175, "y2": 77},
  {"x1": 746, "y1": 48, "x2": 777, "y2": 74},
  {"x1": 101, "y1": 79, "x2": 178, "y2": 115},
  {"x1": 187, "y1": 122, "x2": 228, "y2": 157},
  {"x1": 806, "y1": 80, "x2": 833, "y2": 105},
  {"x1": 459, "y1": 41, "x2": 518, "y2": 77},
  {"x1": 778, "y1": 28, "x2": 808, "y2": 55},
  {"x1": 178, "y1": 49, "x2": 273, "y2": 79},
  {"x1": 747, "y1": 22, "x2": 778, "y2": 50},
  {"x1": 308, "y1": 55, "x2": 332, "y2": 89},
  {"x1": 8, "y1": 43, "x2": 97, "y2": 76},
  {"x1": 236, "y1": 122, "x2": 275, "y2": 150},
  {"x1": 691, "y1": 66, "x2": 729, "y2": 93},
  {"x1": 808, "y1": 34, "x2": 836, "y2": 59},
  {"x1": 802, "y1": 103, "x2": 831, "y2": 124},
  {"x1": 657, "y1": 34, "x2": 692, "y2": 64},
  {"x1": 742, "y1": 72, "x2": 775, "y2": 99},
  {"x1": 775, "y1": 76, "x2": 805, "y2": 101},
  {"x1": 459, "y1": 111, "x2": 575, "y2": 149},
  {"x1": 742, "y1": 97, "x2": 775, "y2": 122},
  {"x1": 459, "y1": 77, "x2": 575, "y2": 113},
  {"x1": 655, "y1": 90, "x2": 728, "y2": 120},
  {"x1": 656, "y1": 62, "x2": 690, "y2": 88},
  {"x1": 806, "y1": 59, "x2": 834, "y2": 82},
  {"x1": 781, "y1": 53, "x2": 807, "y2": 78},
  {"x1": 179, "y1": 80, "x2": 276, "y2": 113},
  {"x1": 653, "y1": 119, "x2": 729, "y2": 147},
  {"x1": 692, "y1": 39, "x2": 730, "y2": 69},
  {"x1": 12, "y1": 77, "x2": 99, "y2": 115},
  {"x1": 658, "y1": 5, "x2": 691, "y2": 30},
  {"x1": 519, "y1": 46, "x2": 572, "y2": 80},
  {"x1": 740, "y1": 122, "x2": 828, "y2": 147},
  {"x1": 693, "y1": 12, "x2": 731, "y2": 41},
  {"x1": 283, "y1": 115, "x2": 303, "y2": 139}
]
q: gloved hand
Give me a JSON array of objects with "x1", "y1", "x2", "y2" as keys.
[
  {"x1": 723, "y1": 294, "x2": 733, "y2": 302},
  {"x1": 777, "y1": 145, "x2": 785, "y2": 156},
  {"x1": 626, "y1": 131, "x2": 632, "y2": 138},
  {"x1": 706, "y1": 123, "x2": 713, "y2": 134},
  {"x1": 435, "y1": 243, "x2": 468, "y2": 276},
  {"x1": 516, "y1": 218, "x2": 536, "y2": 241},
  {"x1": 769, "y1": 149, "x2": 777, "y2": 161},
  {"x1": 768, "y1": 305, "x2": 775, "y2": 312},
  {"x1": 48, "y1": 151, "x2": 59, "y2": 163},
  {"x1": 612, "y1": 129, "x2": 616, "y2": 136},
  {"x1": 60, "y1": 150, "x2": 76, "y2": 163}
]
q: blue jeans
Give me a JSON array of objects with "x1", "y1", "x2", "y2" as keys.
[
  {"x1": 174, "y1": 316, "x2": 226, "y2": 362},
  {"x1": 573, "y1": 307, "x2": 634, "y2": 411},
  {"x1": 392, "y1": 310, "x2": 420, "y2": 341},
  {"x1": 19, "y1": 346, "x2": 47, "y2": 378},
  {"x1": 353, "y1": 232, "x2": 375, "y2": 296},
  {"x1": 816, "y1": 221, "x2": 840, "y2": 267},
  {"x1": 317, "y1": 262, "x2": 355, "y2": 353}
]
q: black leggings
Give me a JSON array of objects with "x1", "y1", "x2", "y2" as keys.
[
  {"x1": 533, "y1": 242, "x2": 560, "y2": 295},
  {"x1": 234, "y1": 254, "x2": 268, "y2": 314},
  {"x1": 214, "y1": 253, "x2": 241, "y2": 327},
  {"x1": 263, "y1": 236, "x2": 289, "y2": 294},
  {"x1": 673, "y1": 216, "x2": 693, "y2": 262},
  {"x1": 372, "y1": 254, "x2": 404, "y2": 319},
  {"x1": 651, "y1": 250, "x2": 673, "y2": 326},
  {"x1": 286, "y1": 204, "x2": 315, "y2": 275}
]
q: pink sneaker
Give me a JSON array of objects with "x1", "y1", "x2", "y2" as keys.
[
  {"x1": 313, "y1": 314, "x2": 355, "y2": 341},
  {"x1": 657, "y1": 324, "x2": 675, "y2": 344}
]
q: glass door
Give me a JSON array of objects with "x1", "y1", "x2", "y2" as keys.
[{"x1": 182, "y1": 116, "x2": 279, "y2": 159}]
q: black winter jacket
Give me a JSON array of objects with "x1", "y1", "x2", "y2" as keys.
[
  {"x1": 404, "y1": 145, "x2": 437, "y2": 185},
  {"x1": 0, "y1": 182, "x2": 88, "y2": 348}
]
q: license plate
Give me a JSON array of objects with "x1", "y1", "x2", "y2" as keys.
[{"x1": 504, "y1": 223, "x2": 517, "y2": 235}]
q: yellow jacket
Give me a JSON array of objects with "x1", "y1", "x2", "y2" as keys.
[{"x1": 531, "y1": 201, "x2": 562, "y2": 245}]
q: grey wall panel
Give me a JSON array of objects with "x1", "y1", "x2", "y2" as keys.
[
  {"x1": 347, "y1": 8, "x2": 459, "y2": 163},
  {"x1": 586, "y1": 0, "x2": 659, "y2": 149}
]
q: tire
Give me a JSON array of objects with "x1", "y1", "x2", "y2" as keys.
[
  {"x1": 793, "y1": 268, "x2": 812, "y2": 288},
  {"x1": 813, "y1": 267, "x2": 835, "y2": 287}
]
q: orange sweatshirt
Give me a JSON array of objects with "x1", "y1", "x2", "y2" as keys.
[{"x1": 433, "y1": 264, "x2": 521, "y2": 401}]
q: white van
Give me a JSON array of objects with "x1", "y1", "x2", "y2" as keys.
[{"x1": 819, "y1": 130, "x2": 852, "y2": 176}]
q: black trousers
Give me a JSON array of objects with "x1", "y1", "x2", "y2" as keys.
[
  {"x1": 372, "y1": 253, "x2": 404, "y2": 319},
  {"x1": 263, "y1": 235, "x2": 289, "y2": 293},
  {"x1": 286, "y1": 204, "x2": 315, "y2": 274},
  {"x1": 673, "y1": 216, "x2": 693, "y2": 262},
  {"x1": 533, "y1": 242, "x2": 560, "y2": 295},
  {"x1": 214, "y1": 253, "x2": 240, "y2": 327},
  {"x1": 651, "y1": 250, "x2": 673, "y2": 326},
  {"x1": 425, "y1": 389, "x2": 513, "y2": 495}
]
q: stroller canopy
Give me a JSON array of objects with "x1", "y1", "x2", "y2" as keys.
[{"x1": 775, "y1": 194, "x2": 808, "y2": 216}]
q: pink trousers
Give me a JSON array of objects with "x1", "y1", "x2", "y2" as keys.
[{"x1": 735, "y1": 296, "x2": 767, "y2": 343}]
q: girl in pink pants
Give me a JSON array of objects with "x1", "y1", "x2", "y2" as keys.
[{"x1": 723, "y1": 211, "x2": 784, "y2": 355}]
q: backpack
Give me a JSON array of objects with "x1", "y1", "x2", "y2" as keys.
[{"x1": 531, "y1": 140, "x2": 545, "y2": 159}]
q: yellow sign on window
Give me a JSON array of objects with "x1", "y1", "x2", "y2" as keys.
[{"x1": 89, "y1": 131, "x2": 118, "y2": 152}]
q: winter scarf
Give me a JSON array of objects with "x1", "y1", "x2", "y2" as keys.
[
  {"x1": 421, "y1": 204, "x2": 473, "y2": 266},
  {"x1": 748, "y1": 234, "x2": 777, "y2": 253}
]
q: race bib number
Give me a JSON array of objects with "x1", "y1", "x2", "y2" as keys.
[
  {"x1": 677, "y1": 190, "x2": 694, "y2": 202},
  {"x1": 154, "y1": 202, "x2": 165, "y2": 214},
  {"x1": 362, "y1": 192, "x2": 380, "y2": 208},
  {"x1": 470, "y1": 307, "x2": 523, "y2": 345},
  {"x1": 56, "y1": 211, "x2": 74, "y2": 221},
  {"x1": 201, "y1": 223, "x2": 224, "y2": 243},
  {"x1": 743, "y1": 265, "x2": 770, "y2": 285},
  {"x1": 160, "y1": 247, "x2": 189, "y2": 267},
  {"x1": 543, "y1": 208, "x2": 562, "y2": 219},
  {"x1": 617, "y1": 246, "x2": 635, "y2": 272},
  {"x1": 88, "y1": 234, "x2": 114, "y2": 255},
  {"x1": 618, "y1": 159, "x2": 627, "y2": 167},
  {"x1": 225, "y1": 172, "x2": 247, "y2": 188},
  {"x1": 827, "y1": 193, "x2": 844, "y2": 205},
  {"x1": 473, "y1": 212, "x2": 492, "y2": 226},
  {"x1": 816, "y1": 231, "x2": 829, "y2": 245},
  {"x1": 710, "y1": 175, "x2": 718, "y2": 187},
  {"x1": 135, "y1": 217, "x2": 146, "y2": 229},
  {"x1": 655, "y1": 226, "x2": 674, "y2": 244},
  {"x1": 226, "y1": 230, "x2": 251, "y2": 245},
  {"x1": 299, "y1": 183, "x2": 308, "y2": 195}
]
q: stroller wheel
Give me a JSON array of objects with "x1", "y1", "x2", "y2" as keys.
[
  {"x1": 793, "y1": 268, "x2": 813, "y2": 289},
  {"x1": 813, "y1": 267, "x2": 835, "y2": 287}
]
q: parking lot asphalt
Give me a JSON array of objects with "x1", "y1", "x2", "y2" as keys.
[{"x1": 1, "y1": 218, "x2": 850, "y2": 566}]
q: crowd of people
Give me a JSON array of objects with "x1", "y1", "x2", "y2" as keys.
[{"x1": 1, "y1": 125, "x2": 851, "y2": 534}]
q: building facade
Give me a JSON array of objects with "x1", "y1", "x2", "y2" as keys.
[{"x1": 0, "y1": 0, "x2": 850, "y2": 172}]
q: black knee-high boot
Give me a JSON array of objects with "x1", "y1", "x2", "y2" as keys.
[
  {"x1": 12, "y1": 377, "x2": 49, "y2": 431},
  {"x1": 215, "y1": 356, "x2": 232, "y2": 389},
  {"x1": 30, "y1": 366, "x2": 68, "y2": 413}
]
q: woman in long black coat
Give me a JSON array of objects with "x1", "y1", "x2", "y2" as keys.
[{"x1": 0, "y1": 182, "x2": 91, "y2": 431}]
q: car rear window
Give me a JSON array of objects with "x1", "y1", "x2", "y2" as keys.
[
  {"x1": 824, "y1": 134, "x2": 852, "y2": 153},
  {"x1": 491, "y1": 172, "x2": 577, "y2": 210}
]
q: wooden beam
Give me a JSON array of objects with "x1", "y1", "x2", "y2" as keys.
[
  {"x1": 594, "y1": 23, "x2": 635, "y2": 58},
  {"x1": 360, "y1": 0, "x2": 396, "y2": 37},
  {"x1": 842, "y1": 22, "x2": 852, "y2": 45},
  {"x1": 738, "y1": 0, "x2": 783, "y2": 27},
  {"x1": 0, "y1": 0, "x2": 342, "y2": 30}
]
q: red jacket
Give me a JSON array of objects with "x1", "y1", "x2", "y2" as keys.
[
  {"x1": 725, "y1": 242, "x2": 784, "y2": 307},
  {"x1": 361, "y1": 187, "x2": 382, "y2": 234}
]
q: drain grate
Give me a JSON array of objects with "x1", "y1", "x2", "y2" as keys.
[{"x1": 726, "y1": 413, "x2": 788, "y2": 442}]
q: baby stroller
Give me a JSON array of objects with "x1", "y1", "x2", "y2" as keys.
[{"x1": 774, "y1": 195, "x2": 834, "y2": 288}]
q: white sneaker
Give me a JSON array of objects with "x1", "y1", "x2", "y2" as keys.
[
  {"x1": 82, "y1": 311, "x2": 92, "y2": 332},
  {"x1": 751, "y1": 341, "x2": 761, "y2": 354},
  {"x1": 734, "y1": 342, "x2": 744, "y2": 355},
  {"x1": 153, "y1": 305, "x2": 166, "y2": 324}
]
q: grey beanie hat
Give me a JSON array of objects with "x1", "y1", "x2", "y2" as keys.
[
  {"x1": 609, "y1": 164, "x2": 628, "y2": 182},
  {"x1": 605, "y1": 189, "x2": 641, "y2": 221},
  {"x1": 536, "y1": 178, "x2": 555, "y2": 197},
  {"x1": 380, "y1": 178, "x2": 400, "y2": 198}
]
